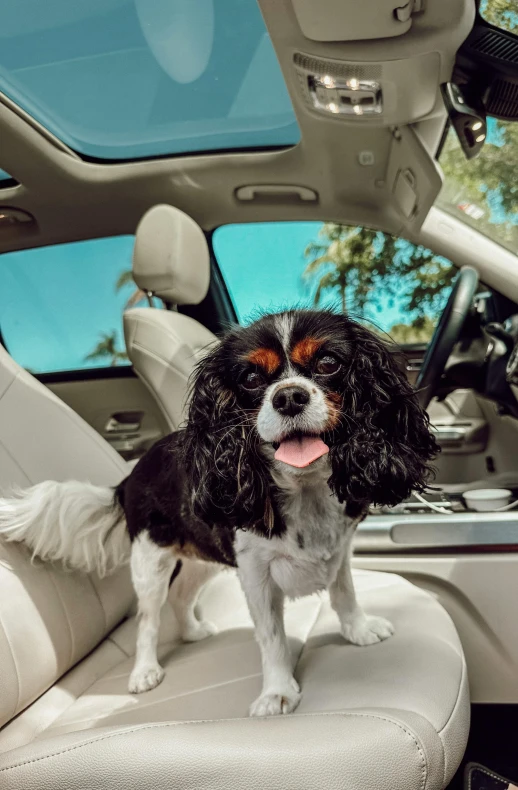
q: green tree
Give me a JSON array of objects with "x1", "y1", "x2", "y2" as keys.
[
  {"x1": 387, "y1": 316, "x2": 436, "y2": 345},
  {"x1": 480, "y1": 0, "x2": 517, "y2": 34},
  {"x1": 439, "y1": 120, "x2": 518, "y2": 252},
  {"x1": 84, "y1": 330, "x2": 128, "y2": 367},
  {"x1": 303, "y1": 223, "x2": 456, "y2": 341}
]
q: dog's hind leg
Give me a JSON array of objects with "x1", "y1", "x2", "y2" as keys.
[
  {"x1": 128, "y1": 532, "x2": 176, "y2": 694},
  {"x1": 170, "y1": 558, "x2": 220, "y2": 642}
]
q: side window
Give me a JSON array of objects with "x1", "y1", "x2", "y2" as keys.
[
  {"x1": 213, "y1": 222, "x2": 456, "y2": 345},
  {"x1": 0, "y1": 236, "x2": 144, "y2": 374}
]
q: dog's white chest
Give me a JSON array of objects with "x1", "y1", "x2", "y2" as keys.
[
  {"x1": 268, "y1": 549, "x2": 342, "y2": 597},
  {"x1": 235, "y1": 480, "x2": 349, "y2": 599}
]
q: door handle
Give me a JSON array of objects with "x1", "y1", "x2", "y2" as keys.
[
  {"x1": 104, "y1": 411, "x2": 143, "y2": 433},
  {"x1": 430, "y1": 420, "x2": 488, "y2": 453}
]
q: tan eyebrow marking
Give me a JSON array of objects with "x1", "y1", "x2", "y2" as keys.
[
  {"x1": 247, "y1": 348, "x2": 281, "y2": 375},
  {"x1": 291, "y1": 337, "x2": 324, "y2": 367}
]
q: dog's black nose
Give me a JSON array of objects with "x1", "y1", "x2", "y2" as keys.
[{"x1": 272, "y1": 385, "x2": 310, "y2": 417}]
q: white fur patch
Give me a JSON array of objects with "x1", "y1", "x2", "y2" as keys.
[
  {"x1": 129, "y1": 534, "x2": 220, "y2": 694},
  {"x1": 236, "y1": 458, "x2": 394, "y2": 717},
  {"x1": 129, "y1": 533, "x2": 176, "y2": 693},
  {"x1": 0, "y1": 481, "x2": 129, "y2": 576},
  {"x1": 256, "y1": 375, "x2": 330, "y2": 443},
  {"x1": 273, "y1": 312, "x2": 295, "y2": 352}
]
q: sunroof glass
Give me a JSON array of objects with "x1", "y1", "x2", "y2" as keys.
[
  {"x1": 479, "y1": 0, "x2": 518, "y2": 34},
  {"x1": 0, "y1": 168, "x2": 16, "y2": 185},
  {"x1": 0, "y1": 0, "x2": 301, "y2": 161}
]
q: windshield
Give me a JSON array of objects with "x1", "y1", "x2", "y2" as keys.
[
  {"x1": 0, "y1": 1, "x2": 300, "y2": 160},
  {"x1": 438, "y1": 117, "x2": 518, "y2": 253},
  {"x1": 479, "y1": 0, "x2": 517, "y2": 34}
]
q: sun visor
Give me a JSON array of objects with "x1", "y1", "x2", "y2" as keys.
[
  {"x1": 291, "y1": 0, "x2": 423, "y2": 42},
  {"x1": 386, "y1": 125, "x2": 443, "y2": 232}
]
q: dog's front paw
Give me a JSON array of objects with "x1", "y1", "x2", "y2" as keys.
[
  {"x1": 182, "y1": 620, "x2": 218, "y2": 643},
  {"x1": 249, "y1": 679, "x2": 301, "y2": 717},
  {"x1": 341, "y1": 614, "x2": 394, "y2": 646},
  {"x1": 128, "y1": 664, "x2": 165, "y2": 694}
]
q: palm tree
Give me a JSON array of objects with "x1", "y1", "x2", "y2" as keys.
[
  {"x1": 303, "y1": 223, "x2": 456, "y2": 320},
  {"x1": 115, "y1": 270, "x2": 147, "y2": 309},
  {"x1": 85, "y1": 330, "x2": 128, "y2": 367},
  {"x1": 303, "y1": 225, "x2": 395, "y2": 315}
]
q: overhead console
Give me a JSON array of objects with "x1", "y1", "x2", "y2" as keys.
[
  {"x1": 255, "y1": 0, "x2": 475, "y2": 235},
  {"x1": 291, "y1": 0, "x2": 424, "y2": 42},
  {"x1": 293, "y1": 51, "x2": 440, "y2": 125}
]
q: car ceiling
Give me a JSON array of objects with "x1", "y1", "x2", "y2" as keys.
[{"x1": 0, "y1": 0, "x2": 513, "y2": 301}]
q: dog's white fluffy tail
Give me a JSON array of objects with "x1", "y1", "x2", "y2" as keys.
[{"x1": 0, "y1": 481, "x2": 130, "y2": 576}]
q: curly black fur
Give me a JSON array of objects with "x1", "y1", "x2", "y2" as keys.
[
  {"x1": 182, "y1": 310, "x2": 438, "y2": 527},
  {"x1": 182, "y1": 338, "x2": 283, "y2": 534},
  {"x1": 326, "y1": 321, "x2": 439, "y2": 508}
]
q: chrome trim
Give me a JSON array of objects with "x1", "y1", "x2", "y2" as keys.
[
  {"x1": 405, "y1": 358, "x2": 423, "y2": 372},
  {"x1": 355, "y1": 511, "x2": 518, "y2": 553}
]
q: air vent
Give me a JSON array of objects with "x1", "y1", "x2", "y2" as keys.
[
  {"x1": 458, "y1": 26, "x2": 518, "y2": 121},
  {"x1": 486, "y1": 79, "x2": 518, "y2": 120},
  {"x1": 469, "y1": 28, "x2": 518, "y2": 65}
]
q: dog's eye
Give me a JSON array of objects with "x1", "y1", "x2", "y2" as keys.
[
  {"x1": 241, "y1": 371, "x2": 265, "y2": 390},
  {"x1": 315, "y1": 355, "x2": 341, "y2": 375}
]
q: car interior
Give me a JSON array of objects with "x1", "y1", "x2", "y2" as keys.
[{"x1": 0, "y1": 0, "x2": 517, "y2": 788}]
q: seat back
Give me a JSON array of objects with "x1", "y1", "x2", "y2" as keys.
[
  {"x1": 123, "y1": 205, "x2": 217, "y2": 431},
  {"x1": 0, "y1": 346, "x2": 134, "y2": 728}
]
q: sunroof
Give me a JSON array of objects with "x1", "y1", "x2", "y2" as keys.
[
  {"x1": 0, "y1": 169, "x2": 11, "y2": 181},
  {"x1": 0, "y1": 1, "x2": 300, "y2": 161},
  {"x1": 479, "y1": 0, "x2": 518, "y2": 34}
]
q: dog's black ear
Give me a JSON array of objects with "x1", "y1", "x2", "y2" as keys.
[
  {"x1": 328, "y1": 325, "x2": 439, "y2": 508},
  {"x1": 182, "y1": 343, "x2": 276, "y2": 530}
]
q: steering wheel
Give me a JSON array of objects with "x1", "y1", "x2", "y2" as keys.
[{"x1": 415, "y1": 266, "x2": 479, "y2": 410}]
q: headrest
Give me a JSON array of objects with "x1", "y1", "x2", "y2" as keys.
[{"x1": 132, "y1": 205, "x2": 210, "y2": 305}]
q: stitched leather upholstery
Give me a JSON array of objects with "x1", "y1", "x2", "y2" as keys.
[
  {"x1": 0, "y1": 570, "x2": 469, "y2": 789},
  {"x1": 0, "y1": 344, "x2": 469, "y2": 788},
  {"x1": 124, "y1": 205, "x2": 217, "y2": 431},
  {"x1": 0, "y1": 344, "x2": 133, "y2": 727}
]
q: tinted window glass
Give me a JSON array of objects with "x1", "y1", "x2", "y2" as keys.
[
  {"x1": 213, "y1": 222, "x2": 456, "y2": 345},
  {"x1": 438, "y1": 118, "x2": 518, "y2": 254},
  {"x1": 0, "y1": 236, "x2": 143, "y2": 373}
]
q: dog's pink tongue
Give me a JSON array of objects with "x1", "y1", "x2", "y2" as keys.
[{"x1": 274, "y1": 436, "x2": 329, "y2": 468}]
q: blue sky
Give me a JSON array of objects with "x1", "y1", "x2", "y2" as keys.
[
  {"x1": 213, "y1": 222, "x2": 412, "y2": 328},
  {"x1": 0, "y1": 222, "x2": 438, "y2": 374},
  {"x1": 0, "y1": 236, "x2": 134, "y2": 372}
]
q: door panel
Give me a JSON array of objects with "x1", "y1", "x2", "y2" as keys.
[
  {"x1": 353, "y1": 551, "x2": 518, "y2": 703},
  {"x1": 45, "y1": 373, "x2": 169, "y2": 461}
]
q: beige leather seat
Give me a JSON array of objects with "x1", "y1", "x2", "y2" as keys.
[
  {"x1": 123, "y1": 204, "x2": 217, "y2": 431},
  {"x1": 0, "y1": 343, "x2": 470, "y2": 789}
]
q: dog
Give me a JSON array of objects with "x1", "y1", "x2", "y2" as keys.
[{"x1": 0, "y1": 309, "x2": 438, "y2": 716}]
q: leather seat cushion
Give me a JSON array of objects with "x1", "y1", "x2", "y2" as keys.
[{"x1": 0, "y1": 570, "x2": 469, "y2": 790}]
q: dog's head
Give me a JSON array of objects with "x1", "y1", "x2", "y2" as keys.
[{"x1": 183, "y1": 310, "x2": 439, "y2": 531}]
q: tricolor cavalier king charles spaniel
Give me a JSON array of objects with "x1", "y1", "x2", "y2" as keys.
[{"x1": 0, "y1": 310, "x2": 438, "y2": 716}]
